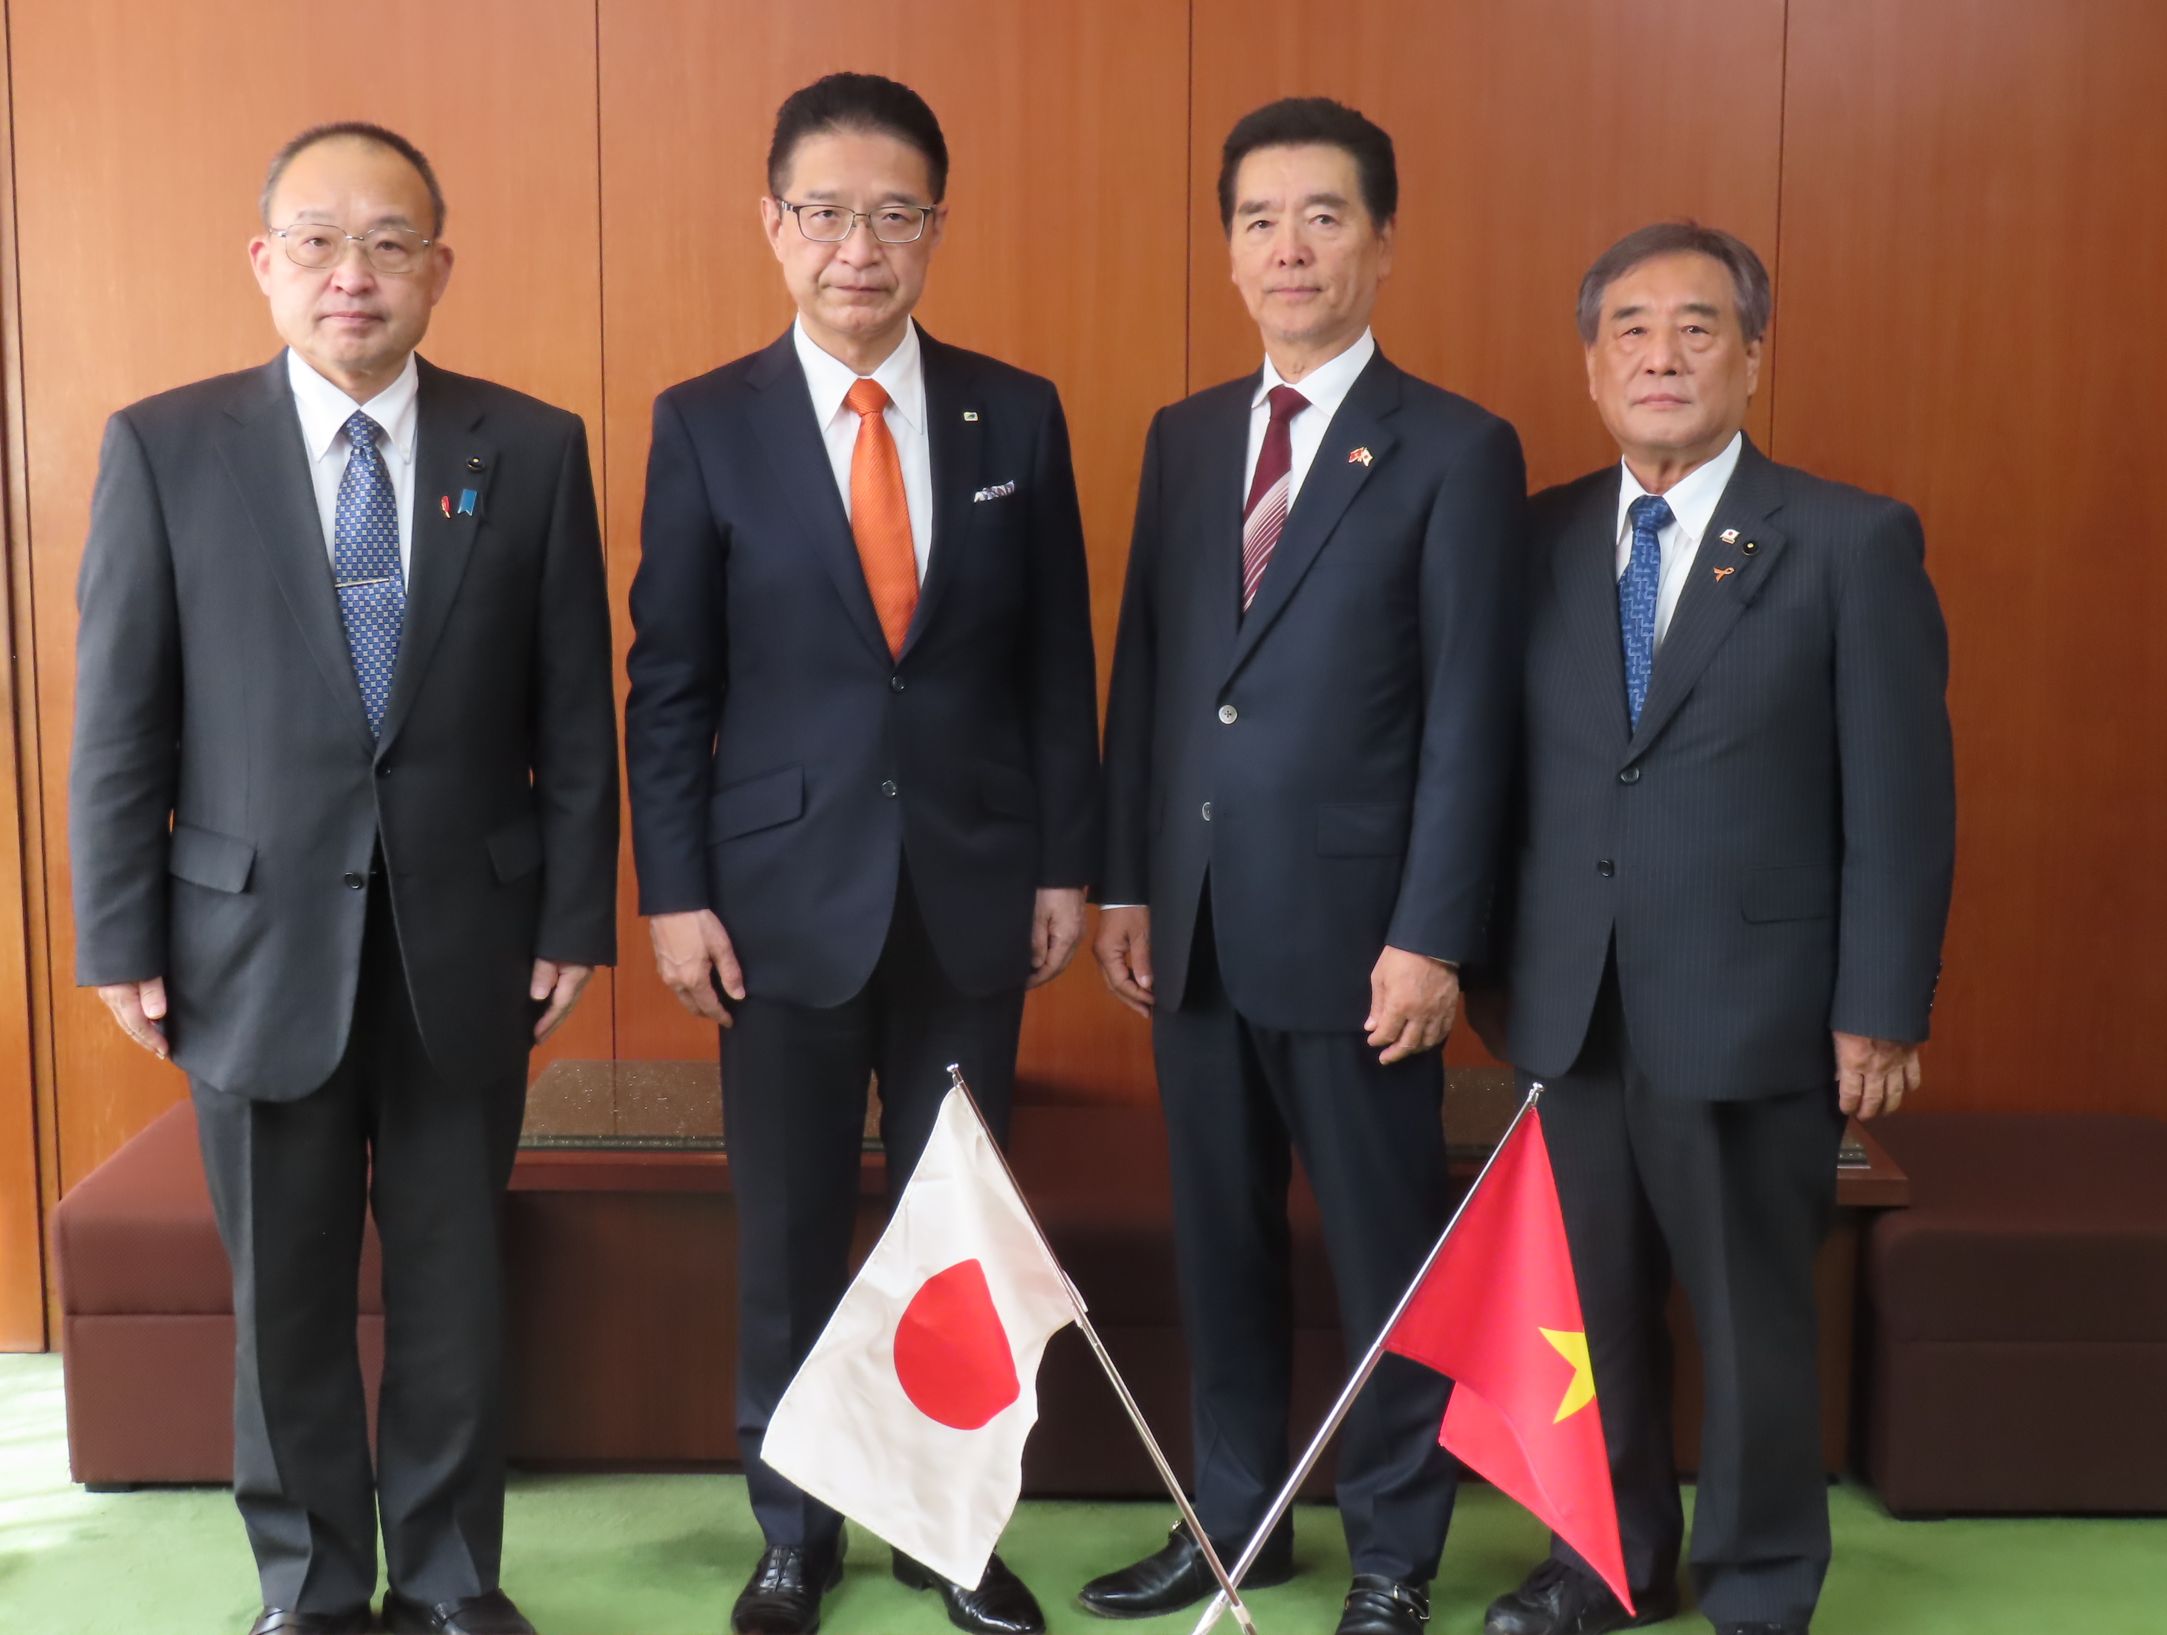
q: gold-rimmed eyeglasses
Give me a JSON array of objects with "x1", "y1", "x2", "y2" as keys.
[
  {"x1": 270, "y1": 222, "x2": 435, "y2": 275},
  {"x1": 775, "y1": 198, "x2": 935, "y2": 245}
]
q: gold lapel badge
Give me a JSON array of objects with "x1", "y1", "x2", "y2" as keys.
[
  {"x1": 1741, "y1": 539, "x2": 1759, "y2": 554},
  {"x1": 1719, "y1": 528, "x2": 1739, "y2": 544},
  {"x1": 1348, "y1": 446, "x2": 1374, "y2": 466},
  {"x1": 962, "y1": 410, "x2": 980, "y2": 422},
  {"x1": 1713, "y1": 566, "x2": 1736, "y2": 582}
]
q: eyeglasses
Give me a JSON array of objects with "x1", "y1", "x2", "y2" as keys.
[
  {"x1": 775, "y1": 198, "x2": 935, "y2": 245},
  {"x1": 270, "y1": 222, "x2": 435, "y2": 274}
]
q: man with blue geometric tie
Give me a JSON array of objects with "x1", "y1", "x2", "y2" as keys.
[
  {"x1": 69, "y1": 123, "x2": 618, "y2": 1635},
  {"x1": 1474, "y1": 223, "x2": 1955, "y2": 1635}
]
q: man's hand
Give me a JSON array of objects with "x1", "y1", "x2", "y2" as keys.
[
  {"x1": 649, "y1": 909, "x2": 745, "y2": 1026},
  {"x1": 98, "y1": 978, "x2": 170, "y2": 1061},
  {"x1": 529, "y1": 960, "x2": 594, "y2": 1043},
  {"x1": 1028, "y1": 888, "x2": 1087, "y2": 989},
  {"x1": 1093, "y1": 905, "x2": 1155, "y2": 1017},
  {"x1": 1835, "y1": 1030, "x2": 1920, "y2": 1120},
  {"x1": 1366, "y1": 947, "x2": 1460, "y2": 1065}
]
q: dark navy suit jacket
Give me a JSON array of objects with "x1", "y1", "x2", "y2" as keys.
[
  {"x1": 625, "y1": 328, "x2": 1099, "y2": 1004},
  {"x1": 1099, "y1": 350, "x2": 1526, "y2": 1030},
  {"x1": 1498, "y1": 437, "x2": 1957, "y2": 1098}
]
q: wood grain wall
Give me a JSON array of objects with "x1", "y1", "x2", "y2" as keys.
[{"x1": 3, "y1": 0, "x2": 2161, "y2": 1342}]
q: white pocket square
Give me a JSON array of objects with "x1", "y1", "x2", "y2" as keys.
[{"x1": 973, "y1": 480, "x2": 1017, "y2": 503}]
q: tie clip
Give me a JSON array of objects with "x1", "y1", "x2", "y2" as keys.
[{"x1": 336, "y1": 576, "x2": 395, "y2": 588}]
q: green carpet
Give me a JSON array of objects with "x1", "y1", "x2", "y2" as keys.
[{"x1": 2, "y1": 1354, "x2": 2160, "y2": 1633}]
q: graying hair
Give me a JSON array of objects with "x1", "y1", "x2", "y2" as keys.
[
  {"x1": 1575, "y1": 222, "x2": 1770, "y2": 344},
  {"x1": 261, "y1": 121, "x2": 446, "y2": 236}
]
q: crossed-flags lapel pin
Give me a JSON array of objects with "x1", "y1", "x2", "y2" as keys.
[{"x1": 1347, "y1": 446, "x2": 1374, "y2": 466}]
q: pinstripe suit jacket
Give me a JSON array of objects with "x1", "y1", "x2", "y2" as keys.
[{"x1": 1499, "y1": 437, "x2": 1955, "y2": 1099}]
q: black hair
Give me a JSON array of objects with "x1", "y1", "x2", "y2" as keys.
[
  {"x1": 262, "y1": 121, "x2": 445, "y2": 235},
  {"x1": 767, "y1": 72, "x2": 949, "y2": 202},
  {"x1": 1218, "y1": 96, "x2": 1396, "y2": 231}
]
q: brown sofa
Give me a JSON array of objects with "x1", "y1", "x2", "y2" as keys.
[{"x1": 1864, "y1": 1112, "x2": 2167, "y2": 1514}]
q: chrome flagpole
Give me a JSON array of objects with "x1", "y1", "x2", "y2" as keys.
[
  {"x1": 1188, "y1": 1081, "x2": 1547, "y2": 1635},
  {"x1": 946, "y1": 1066, "x2": 1262, "y2": 1635}
]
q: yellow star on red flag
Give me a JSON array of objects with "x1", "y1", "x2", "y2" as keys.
[{"x1": 1540, "y1": 1327, "x2": 1596, "y2": 1423}]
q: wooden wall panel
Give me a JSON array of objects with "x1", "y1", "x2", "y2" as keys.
[
  {"x1": 8, "y1": 0, "x2": 608, "y2": 1190},
  {"x1": 596, "y1": 0, "x2": 1185, "y2": 1097},
  {"x1": 1187, "y1": 0, "x2": 1786, "y2": 491},
  {"x1": 1774, "y1": 1, "x2": 2167, "y2": 1114}
]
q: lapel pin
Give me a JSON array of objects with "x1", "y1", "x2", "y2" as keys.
[
  {"x1": 1713, "y1": 566, "x2": 1736, "y2": 582},
  {"x1": 962, "y1": 410, "x2": 979, "y2": 422},
  {"x1": 457, "y1": 489, "x2": 479, "y2": 517},
  {"x1": 438, "y1": 494, "x2": 452, "y2": 519},
  {"x1": 1741, "y1": 539, "x2": 1759, "y2": 554},
  {"x1": 1348, "y1": 446, "x2": 1373, "y2": 466},
  {"x1": 466, "y1": 456, "x2": 485, "y2": 472},
  {"x1": 1719, "y1": 528, "x2": 1739, "y2": 544}
]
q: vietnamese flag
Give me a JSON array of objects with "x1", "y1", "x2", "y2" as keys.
[
  {"x1": 762, "y1": 1085, "x2": 1083, "y2": 1589},
  {"x1": 1384, "y1": 1107, "x2": 1634, "y2": 1614}
]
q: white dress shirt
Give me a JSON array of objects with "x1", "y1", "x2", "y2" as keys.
[
  {"x1": 794, "y1": 317, "x2": 935, "y2": 582},
  {"x1": 1244, "y1": 328, "x2": 1377, "y2": 507},
  {"x1": 1614, "y1": 430, "x2": 1744, "y2": 650},
  {"x1": 286, "y1": 348, "x2": 420, "y2": 578}
]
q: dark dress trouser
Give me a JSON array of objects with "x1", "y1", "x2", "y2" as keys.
[
  {"x1": 724, "y1": 865, "x2": 1028, "y2": 1554},
  {"x1": 1538, "y1": 960, "x2": 1843, "y2": 1629},
  {"x1": 1150, "y1": 885, "x2": 1457, "y2": 1585},
  {"x1": 191, "y1": 872, "x2": 528, "y2": 1613}
]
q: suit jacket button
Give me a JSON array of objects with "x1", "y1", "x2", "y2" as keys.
[
  {"x1": 1218, "y1": 703, "x2": 1238, "y2": 724},
  {"x1": 1618, "y1": 766, "x2": 1641, "y2": 784},
  {"x1": 881, "y1": 779, "x2": 898, "y2": 798},
  {"x1": 1201, "y1": 801, "x2": 1213, "y2": 822},
  {"x1": 1596, "y1": 858, "x2": 1615, "y2": 877},
  {"x1": 343, "y1": 871, "x2": 366, "y2": 890},
  {"x1": 890, "y1": 675, "x2": 906, "y2": 693},
  {"x1": 376, "y1": 760, "x2": 392, "y2": 777}
]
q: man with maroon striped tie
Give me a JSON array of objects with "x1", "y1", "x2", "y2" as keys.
[{"x1": 1086, "y1": 98, "x2": 1527, "y2": 1635}]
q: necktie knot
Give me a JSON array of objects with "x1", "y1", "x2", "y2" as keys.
[
  {"x1": 343, "y1": 411, "x2": 383, "y2": 451},
  {"x1": 1629, "y1": 493, "x2": 1674, "y2": 536},
  {"x1": 846, "y1": 378, "x2": 892, "y2": 420},
  {"x1": 1266, "y1": 384, "x2": 1308, "y2": 425}
]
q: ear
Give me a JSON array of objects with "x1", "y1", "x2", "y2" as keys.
[
  {"x1": 427, "y1": 242, "x2": 455, "y2": 307},
  {"x1": 926, "y1": 201, "x2": 948, "y2": 251},
  {"x1": 248, "y1": 234, "x2": 275, "y2": 294},
  {"x1": 1584, "y1": 341, "x2": 1601, "y2": 405},
  {"x1": 758, "y1": 194, "x2": 788, "y2": 261},
  {"x1": 1375, "y1": 216, "x2": 1396, "y2": 283},
  {"x1": 1743, "y1": 333, "x2": 1765, "y2": 398}
]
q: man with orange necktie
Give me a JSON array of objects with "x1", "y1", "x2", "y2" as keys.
[{"x1": 625, "y1": 73, "x2": 1098, "y2": 1635}]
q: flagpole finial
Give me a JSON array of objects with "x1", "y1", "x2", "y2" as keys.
[
  {"x1": 948, "y1": 1062, "x2": 968, "y2": 1092},
  {"x1": 1528, "y1": 1080, "x2": 1547, "y2": 1103}
]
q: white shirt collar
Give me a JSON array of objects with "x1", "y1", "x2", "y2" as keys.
[
  {"x1": 1254, "y1": 328, "x2": 1377, "y2": 420},
  {"x1": 286, "y1": 348, "x2": 420, "y2": 467},
  {"x1": 793, "y1": 316, "x2": 926, "y2": 433},
  {"x1": 1616, "y1": 430, "x2": 1745, "y2": 544}
]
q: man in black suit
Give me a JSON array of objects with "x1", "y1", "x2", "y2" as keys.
[
  {"x1": 624, "y1": 73, "x2": 1098, "y2": 1635},
  {"x1": 70, "y1": 124, "x2": 619, "y2": 1635},
  {"x1": 1084, "y1": 98, "x2": 1525, "y2": 1635},
  {"x1": 1475, "y1": 224, "x2": 1955, "y2": 1635}
]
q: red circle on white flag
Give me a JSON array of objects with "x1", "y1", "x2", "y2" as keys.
[{"x1": 893, "y1": 1258, "x2": 1021, "y2": 1430}]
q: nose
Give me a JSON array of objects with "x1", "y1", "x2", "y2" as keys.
[
  {"x1": 326, "y1": 240, "x2": 379, "y2": 290},
  {"x1": 832, "y1": 218, "x2": 884, "y2": 266},
  {"x1": 1642, "y1": 328, "x2": 1683, "y2": 373},
  {"x1": 1270, "y1": 221, "x2": 1311, "y2": 267}
]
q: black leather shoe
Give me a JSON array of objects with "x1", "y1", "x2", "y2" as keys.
[
  {"x1": 893, "y1": 1551, "x2": 1045, "y2": 1634},
  {"x1": 247, "y1": 1611, "x2": 375, "y2": 1635},
  {"x1": 1337, "y1": 1575, "x2": 1431, "y2": 1635},
  {"x1": 382, "y1": 1588, "x2": 536, "y2": 1634},
  {"x1": 732, "y1": 1541, "x2": 846, "y2": 1635},
  {"x1": 1076, "y1": 1519, "x2": 1294, "y2": 1619},
  {"x1": 1485, "y1": 1559, "x2": 1679, "y2": 1634}
]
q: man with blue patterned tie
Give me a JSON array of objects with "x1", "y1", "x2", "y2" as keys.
[
  {"x1": 69, "y1": 124, "x2": 618, "y2": 1635},
  {"x1": 1472, "y1": 224, "x2": 1955, "y2": 1635}
]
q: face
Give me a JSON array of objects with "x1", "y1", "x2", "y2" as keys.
[
  {"x1": 1227, "y1": 143, "x2": 1393, "y2": 360},
  {"x1": 1584, "y1": 250, "x2": 1762, "y2": 469},
  {"x1": 249, "y1": 137, "x2": 453, "y2": 395},
  {"x1": 762, "y1": 128, "x2": 945, "y2": 357}
]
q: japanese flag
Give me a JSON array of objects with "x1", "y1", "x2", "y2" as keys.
[{"x1": 761, "y1": 1085, "x2": 1083, "y2": 1588}]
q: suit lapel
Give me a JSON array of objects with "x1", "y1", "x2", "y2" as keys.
[
  {"x1": 901, "y1": 332, "x2": 983, "y2": 660},
  {"x1": 1227, "y1": 352, "x2": 1400, "y2": 678},
  {"x1": 1195, "y1": 376, "x2": 1255, "y2": 678},
  {"x1": 1626, "y1": 438, "x2": 1790, "y2": 757},
  {"x1": 746, "y1": 329, "x2": 892, "y2": 665},
  {"x1": 216, "y1": 356, "x2": 376, "y2": 753},
  {"x1": 376, "y1": 359, "x2": 490, "y2": 755},
  {"x1": 1551, "y1": 472, "x2": 1632, "y2": 747}
]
